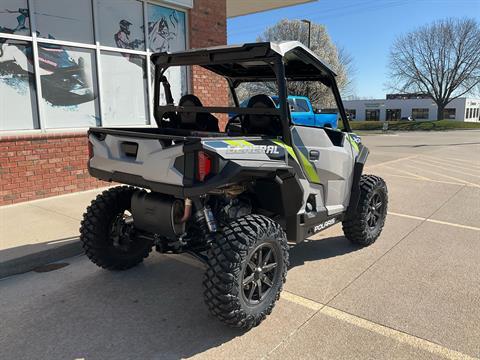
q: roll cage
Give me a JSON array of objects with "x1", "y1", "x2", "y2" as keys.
[{"x1": 151, "y1": 41, "x2": 352, "y2": 146}]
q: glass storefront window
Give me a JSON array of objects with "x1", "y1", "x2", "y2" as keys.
[
  {"x1": 35, "y1": 0, "x2": 94, "y2": 44},
  {"x1": 412, "y1": 108, "x2": 429, "y2": 119},
  {"x1": 148, "y1": 4, "x2": 187, "y2": 103},
  {"x1": 96, "y1": 0, "x2": 145, "y2": 51},
  {"x1": 100, "y1": 51, "x2": 148, "y2": 126},
  {"x1": 386, "y1": 109, "x2": 401, "y2": 121},
  {"x1": 1, "y1": 1, "x2": 190, "y2": 132},
  {"x1": 0, "y1": 39, "x2": 38, "y2": 130},
  {"x1": 444, "y1": 108, "x2": 456, "y2": 119},
  {"x1": 40, "y1": 46, "x2": 99, "y2": 129},
  {"x1": 365, "y1": 109, "x2": 380, "y2": 121},
  {"x1": 0, "y1": 0, "x2": 30, "y2": 36}
]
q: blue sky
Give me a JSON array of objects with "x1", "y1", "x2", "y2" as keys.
[{"x1": 228, "y1": 0, "x2": 480, "y2": 99}]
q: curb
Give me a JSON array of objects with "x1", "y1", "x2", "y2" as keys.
[{"x1": 0, "y1": 240, "x2": 83, "y2": 280}]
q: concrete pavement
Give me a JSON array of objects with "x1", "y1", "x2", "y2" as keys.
[
  {"x1": 0, "y1": 130, "x2": 479, "y2": 359},
  {"x1": 0, "y1": 188, "x2": 108, "y2": 277}
]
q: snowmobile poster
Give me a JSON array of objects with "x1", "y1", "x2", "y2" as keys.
[{"x1": 1, "y1": 7, "x2": 96, "y2": 107}]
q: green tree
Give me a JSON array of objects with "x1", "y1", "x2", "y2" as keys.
[{"x1": 237, "y1": 19, "x2": 354, "y2": 109}]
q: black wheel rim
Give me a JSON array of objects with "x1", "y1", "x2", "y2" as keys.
[
  {"x1": 110, "y1": 210, "x2": 135, "y2": 252},
  {"x1": 241, "y1": 243, "x2": 278, "y2": 306},
  {"x1": 366, "y1": 192, "x2": 385, "y2": 230}
]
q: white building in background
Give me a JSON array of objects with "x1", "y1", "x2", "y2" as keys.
[{"x1": 343, "y1": 95, "x2": 480, "y2": 122}]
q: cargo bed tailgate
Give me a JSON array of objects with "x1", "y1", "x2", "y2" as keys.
[{"x1": 87, "y1": 128, "x2": 194, "y2": 191}]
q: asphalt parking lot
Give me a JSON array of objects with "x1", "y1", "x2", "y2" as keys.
[{"x1": 1, "y1": 130, "x2": 479, "y2": 360}]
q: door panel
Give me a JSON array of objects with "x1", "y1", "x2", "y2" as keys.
[{"x1": 291, "y1": 126, "x2": 354, "y2": 215}]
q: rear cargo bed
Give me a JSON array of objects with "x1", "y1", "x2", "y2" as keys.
[{"x1": 87, "y1": 127, "x2": 270, "y2": 197}]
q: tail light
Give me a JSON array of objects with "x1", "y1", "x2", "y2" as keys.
[
  {"x1": 88, "y1": 140, "x2": 94, "y2": 160},
  {"x1": 197, "y1": 151, "x2": 212, "y2": 182}
]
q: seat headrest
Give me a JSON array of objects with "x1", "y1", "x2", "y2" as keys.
[
  {"x1": 244, "y1": 94, "x2": 281, "y2": 136},
  {"x1": 179, "y1": 94, "x2": 203, "y2": 107},
  {"x1": 247, "y1": 94, "x2": 276, "y2": 109},
  {"x1": 177, "y1": 94, "x2": 219, "y2": 132},
  {"x1": 178, "y1": 94, "x2": 203, "y2": 125}
]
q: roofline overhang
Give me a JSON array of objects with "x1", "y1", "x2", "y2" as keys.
[{"x1": 227, "y1": 0, "x2": 317, "y2": 18}]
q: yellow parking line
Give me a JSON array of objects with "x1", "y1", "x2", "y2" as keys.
[
  {"x1": 281, "y1": 291, "x2": 323, "y2": 311},
  {"x1": 388, "y1": 212, "x2": 480, "y2": 231},
  {"x1": 388, "y1": 212, "x2": 425, "y2": 221},
  {"x1": 433, "y1": 155, "x2": 480, "y2": 167},
  {"x1": 321, "y1": 306, "x2": 477, "y2": 360},
  {"x1": 381, "y1": 165, "x2": 431, "y2": 180},
  {"x1": 381, "y1": 174, "x2": 466, "y2": 186},
  {"x1": 420, "y1": 155, "x2": 480, "y2": 173},
  {"x1": 402, "y1": 162, "x2": 480, "y2": 188},
  {"x1": 281, "y1": 291, "x2": 476, "y2": 360},
  {"x1": 426, "y1": 219, "x2": 480, "y2": 232},
  {"x1": 366, "y1": 155, "x2": 418, "y2": 169},
  {"x1": 413, "y1": 159, "x2": 480, "y2": 179}
]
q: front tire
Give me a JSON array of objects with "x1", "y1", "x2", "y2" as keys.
[
  {"x1": 80, "y1": 186, "x2": 153, "y2": 270},
  {"x1": 343, "y1": 175, "x2": 388, "y2": 246},
  {"x1": 203, "y1": 215, "x2": 289, "y2": 329}
]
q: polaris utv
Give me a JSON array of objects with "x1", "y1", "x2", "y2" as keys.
[{"x1": 81, "y1": 41, "x2": 388, "y2": 329}]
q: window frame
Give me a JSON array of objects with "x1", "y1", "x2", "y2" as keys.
[
  {"x1": 294, "y1": 98, "x2": 310, "y2": 113},
  {"x1": 412, "y1": 108, "x2": 429, "y2": 120},
  {"x1": 444, "y1": 108, "x2": 456, "y2": 119},
  {"x1": 365, "y1": 109, "x2": 380, "y2": 121},
  {"x1": 386, "y1": 108, "x2": 401, "y2": 121},
  {"x1": 0, "y1": 0, "x2": 191, "y2": 133}
]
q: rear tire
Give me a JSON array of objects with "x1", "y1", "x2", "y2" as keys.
[
  {"x1": 343, "y1": 175, "x2": 388, "y2": 246},
  {"x1": 80, "y1": 186, "x2": 153, "y2": 270},
  {"x1": 203, "y1": 215, "x2": 288, "y2": 329}
]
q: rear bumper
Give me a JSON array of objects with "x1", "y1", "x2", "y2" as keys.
[{"x1": 89, "y1": 159, "x2": 294, "y2": 198}]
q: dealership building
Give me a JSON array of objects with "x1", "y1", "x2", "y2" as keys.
[
  {"x1": 343, "y1": 95, "x2": 480, "y2": 122},
  {"x1": 0, "y1": 0, "x2": 314, "y2": 205}
]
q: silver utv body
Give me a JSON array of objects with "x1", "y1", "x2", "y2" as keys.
[{"x1": 87, "y1": 41, "x2": 366, "y2": 243}]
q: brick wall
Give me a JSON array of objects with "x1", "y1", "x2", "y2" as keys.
[
  {"x1": 0, "y1": 0, "x2": 228, "y2": 205},
  {"x1": 0, "y1": 132, "x2": 107, "y2": 205},
  {"x1": 190, "y1": 0, "x2": 229, "y2": 128}
]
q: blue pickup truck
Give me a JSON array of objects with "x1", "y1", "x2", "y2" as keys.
[
  {"x1": 233, "y1": 95, "x2": 338, "y2": 129},
  {"x1": 274, "y1": 95, "x2": 338, "y2": 129}
]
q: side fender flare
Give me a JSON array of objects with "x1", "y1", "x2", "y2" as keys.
[{"x1": 346, "y1": 145, "x2": 369, "y2": 217}]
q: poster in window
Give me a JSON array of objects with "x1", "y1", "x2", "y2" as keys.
[
  {"x1": 148, "y1": 4, "x2": 187, "y2": 104},
  {"x1": 0, "y1": 0, "x2": 30, "y2": 36},
  {"x1": 0, "y1": 39, "x2": 38, "y2": 130},
  {"x1": 100, "y1": 51, "x2": 148, "y2": 126},
  {"x1": 39, "y1": 46, "x2": 99, "y2": 128},
  {"x1": 97, "y1": 0, "x2": 145, "y2": 51},
  {"x1": 35, "y1": 0, "x2": 94, "y2": 44},
  {"x1": 148, "y1": 4, "x2": 186, "y2": 53}
]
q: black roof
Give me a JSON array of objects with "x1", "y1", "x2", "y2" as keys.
[{"x1": 151, "y1": 41, "x2": 337, "y2": 83}]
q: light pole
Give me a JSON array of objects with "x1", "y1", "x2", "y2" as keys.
[{"x1": 301, "y1": 19, "x2": 311, "y2": 49}]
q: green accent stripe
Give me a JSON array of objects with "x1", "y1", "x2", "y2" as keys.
[
  {"x1": 347, "y1": 134, "x2": 359, "y2": 152},
  {"x1": 296, "y1": 149, "x2": 321, "y2": 183},
  {"x1": 272, "y1": 140, "x2": 320, "y2": 184},
  {"x1": 224, "y1": 140, "x2": 255, "y2": 148},
  {"x1": 272, "y1": 140, "x2": 297, "y2": 161}
]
